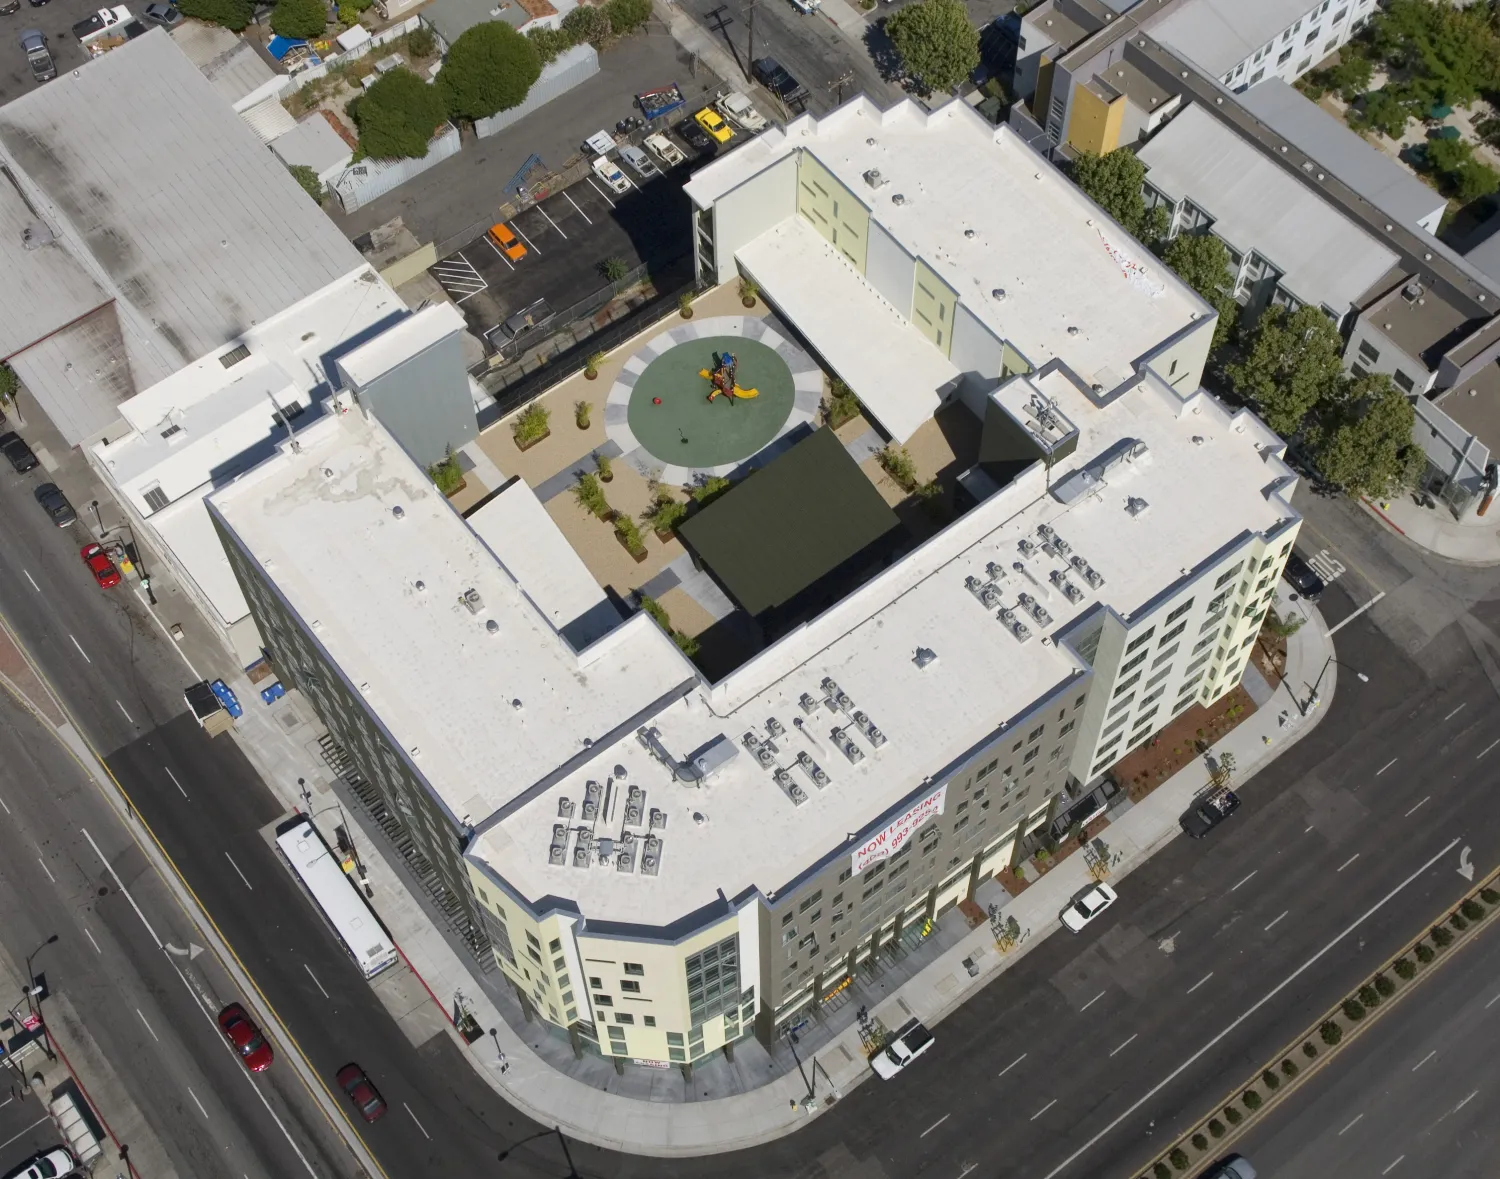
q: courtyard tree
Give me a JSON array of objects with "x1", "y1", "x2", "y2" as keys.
[
  {"x1": 1371, "y1": 0, "x2": 1500, "y2": 107},
  {"x1": 286, "y1": 164, "x2": 325, "y2": 203},
  {"x1": 1159, "y1": 233, "x2": 1238, "y2": 351},
  {"x1": 352, "y1": 68, "x2": 450, "y2": 160},
  {"x1": 437, "y1": 21, "x2": 542, "y2": 121},
  {"x1": 604, "y1": 0, "x2": 652, "y2": 35},
  {"x1": 176, "y1": 0, "x2": 252, "y2": 30},
  {"x1": 271, "y1": 0, "x2": 326, "y2": 39},
  {"x1": 1352, "y1": 87, "x2": 1418, "y2": 139},
  {"x1": 1424, "y1": 136, "x2": 1500, "y2": 204},
  {"x1": 1069, "y1": 148, "x2": 1167, "y2": 243},
  {"x1": 1304, "y1": 372, "x2": 1426, "y2": 500},
  {"x1": 1225, "y1": 304, "x2": 1346, "y2": 437},
  {"x1": 561, "y1": 4, "x2": 611, "y2": 47},
  {"x1": 885, "y1": 0, "x2": 980, "y2": 94}
]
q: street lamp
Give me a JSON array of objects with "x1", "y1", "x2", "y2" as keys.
[
  {"x1": 90, "y1": 499, "x2": 104, "y2": 537},
  {"x1": 1300, "y1": 655, "x2": 1368, "y2": 716},
  {"x1": 497, "y1": 1126, "x2": 582, "y2": 1177},
  {"x1": 21, "y1": 934, "x2": 58, "y2": 1061}
]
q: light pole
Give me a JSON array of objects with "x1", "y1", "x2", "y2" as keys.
[
  {"x1": 90, "y1": 499, "x2": 104, "y2": 537},
  {"x1": 1300, "y1": 655, "x2": 1368, "y2": 716},
  {"x1": 23, "y1": 934, "x2": 58, "y2": 1061},
  {"x1": 497, "y1": 1126, "x2": 582, "y2": 1177},
  {"x1": 782, "y1": 1026, "x2": 816, "y2": 1108}
]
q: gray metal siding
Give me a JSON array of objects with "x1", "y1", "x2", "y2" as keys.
[
  {"x1": 332, "y1": 124, "x2": 462, "y2": 213},
  {"x1": 351, "y1": 333, "x2": 477, "y2": 468}
]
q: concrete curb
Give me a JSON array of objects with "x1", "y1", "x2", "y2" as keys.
[{"x1": 1133, "y1": 859, "x2": 1500, "y2": 1178}]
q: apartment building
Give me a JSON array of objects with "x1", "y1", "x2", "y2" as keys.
[{"x1": 207, "y1": 96, "x2": 1299, "y2": 1070}]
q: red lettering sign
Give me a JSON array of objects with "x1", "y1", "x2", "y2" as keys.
[{"x1": 851, "y1": 785, "x2": 947, "y2": 872}]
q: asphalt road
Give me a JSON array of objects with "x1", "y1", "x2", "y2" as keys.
[{"x1": 1235, "y1": 899, "x2": 1500, "y2": 1179}]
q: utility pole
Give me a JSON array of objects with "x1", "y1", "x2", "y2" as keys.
[
  {"x1": 829, "y1": 69, "x2": 853, "y2": 105},
  {"x1": 747, "y1": 0, "x2": 756, "y2": 82}
]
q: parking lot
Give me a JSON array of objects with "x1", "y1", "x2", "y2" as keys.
[
  {"x1": 436, "y1": 144, "x2": 697, "y2": 348},
  {"x1": 0, "y1": 1074, "x2": 61, "y2": 1176},
  {"x1": 0, "y1": 0, "x2": 138, "y2": 107}
]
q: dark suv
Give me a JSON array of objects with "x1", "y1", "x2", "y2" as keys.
[
  {"x1": 0, "y1": 431, "x2": 38, "y2": 471},
  {"x1": 752, "y1": 57, "x2": 809, "y2": 109},
  {"x1": 1282, "y1": 551, "x2": 1325, "y2": 601},
  {"x1": 1180, "y1": 785, "x2": 1240, "y2": 839}
]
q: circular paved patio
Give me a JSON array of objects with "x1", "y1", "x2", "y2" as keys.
[{"x1": 605, "y1": 316, "x2": 822, "y2": 486}]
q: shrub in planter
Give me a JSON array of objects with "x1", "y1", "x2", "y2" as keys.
[
  {"x1": 1374, "y1": 972, "x2": 1395, "y2": 997},
  {"x1": 595, "y1": 452, "x2": 613, "y2": 483},
  {"x1": 600, "y1": 257, "x2": 629, "y2": 283},
  {"x1": 1261, "y1": 1069, "x2": 1280, "y2": 1091},
  {"x1": 584, "y1": 351, "x2": 608, "y2": 380},
  {"x1": 1450, "y1": 911, "x2": 1469, "y2": 932},
  {"x1": 1482, "y1": 886, "x2": 1499, "y2": 905},
  {"x1": 572, "y1": 472, "x2": 610, "y2": 518},
  {"x1": 575, "y1": 400, "x2": 592, "y2": 429},
  {"x1": 1321, "y1": 1020, "x2": 1342, "y2": 1045},
  {"x1": 1416, "y1": 941, "x2": 1435, "y2": 963},
  {"x1": 513, "y1": 402, "x2": 550, "y2": 448},
  {"x1": 1224, "y1": 1104, "x2": 1243, "y2": 1125},
  {"x1": 1393, "y1": 956, "x2": 1415, "y2": 979},
  {"x1": 678, "y1": 290, "x2": 696, "y2": 318},
  {"x1": 1433, "y1": 923, "x2": 1455, "y2": 946},
  {"x1": 427, "y1": 448, "x2": 464, "y2": 495},
  {"x1": 643, "y1": 492, "x2": 687, "y2": 537},
  {"x1": 1191, "y1": 1133, "x2": 1208, "y2": 1152},
  {"x1": 878, "y1": 445, "x2": 920, "y2": 492},
  {"x1": 1462, "y1": 898, "x2": 1485, "y2": 921},
  {"x1": 690, "y1": 474, "x2": 732, "y2": 506},
  {"x1": 1302, "y1": 1041, "x2": 1317, "y2": 1059},
  {"x1": 1208, "y1": 1118, "x2": 1226, "y2": 1138},
  {"x1": 1153, "y1": 1164, "x2": 1172, "y2": 1179},
  {"x1": 1242, "y1": 1089, "x2": 1262, "y2": 1110},
  {"x1": 614, "y1": 514, "x2": 647, "y2": 558},
  {"x1": 739, "y1": 275, "x2": 759, "y2": 306},
  {"x1": 1342, "y1": 997, "x2": 1366, "y2": 1021},
  {"x1": 1281, "y1": 1058, "x2": 1298, "y2": 1079},
  {"x1": 1168, "y1": 1147, "x2": 1189, "y2": 1172},
  {"x1": 1358, "y1": 983, "x2": 1381, "y2": 1009}
]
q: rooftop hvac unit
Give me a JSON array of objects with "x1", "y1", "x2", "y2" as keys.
[
  {"x1": 642, "y1": 836, "x2": 662, "y2": 876},
  {"x1": 834, "y1": 691, "x2": 853, "y2": 712},
  {"x1": 1018, "y1": 538, "x2": 1037, "y2": 558},
  {"x1": 459, "y1": 588, "x2": 484, "y2": 614},
  {"x1": 912, "y1": 646, "x2": 937, "y2": 670},
  {"x1": 863, "y1": 167, "x2": 887, "y2": 189},
  {"x1": 1126, "y1": 497, "x2": 1149, "y2": 517},
  {"x1": 1037, "y1": 523, "x2": 1055, "y2": 539},
  {"x1": 965, "y1": 575, "x2": 987, "y2": 601},
  {"x1": 852, "y1": 710, "x2": 887, "y2": 747},
  {"x1": 1055, "y1": 535, "x2": 1072, "y2": 555},
  {"x1": 1018, "y1": 592, "x2": 1053, "y2": 626},
  {"x1": 832, "y1": 728, "x2": 864, "y2": 764},
  {"x1": 1050, "y1": 569, "x2": 1085, "y2": 604},
  {"x1": 796, "y1": 751, "x2": 831, "y2": 787},
  {"x1": 582, "y1": 780, "x2": 602, "y2": 820},
  {"x1": 788, "y1": 782, "x2": 809, "y2": 805},
  {"x1": 799, "y1": 692, "x2": 820, "y2": 714},
  {"x1": 980, "y1": 584, "x2": 1003, "y2": 610},
  {"x1": 557, "y1": 797, "x2": 574, "y2": 818},
  {"x1": 624, "y1": 800, "x2": 643, "y2": 827},
  {"x1": 649, "y1": 807, "x2": 666, "y2": 830},
  {"x1": 572, "y1": 832, "x2": 593, "y2": 868},
  {"x1": 766, "y1": 717, "x2": 785, "y2": 738},
  {"x1": 742, "y1": 730, "x2": 762, "y2": 751},
  {"x1": 755, "y1": 745, "x2": 776, "y2": 770},
  {"x1": 616, "y1": 848, "x2": 635, "y2": 872},
  {"x1": 986, "y1": 561, "x2": 1007, "y2": 582},
  {"x1": 821, "y1": 677, "x2": 841, "y2": 696}
]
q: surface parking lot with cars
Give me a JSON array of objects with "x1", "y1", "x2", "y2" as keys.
[{"x1": 435, "y1": 130, "x2": 701, "y2": 349}]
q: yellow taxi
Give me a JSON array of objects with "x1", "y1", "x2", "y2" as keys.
[{"x1": 693, "y1": 107, "x2": 734, "y2": 144}]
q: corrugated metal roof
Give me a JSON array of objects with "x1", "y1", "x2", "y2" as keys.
[
  {"x1": 1139, "y1": 103, "x2": 1398, "y2": 313},
  {"x1": 0, "y1": 28, "x2": 362, "y2": 438},
  {"x1": 1150, "y1": 0, "x2": 1320, "y2": 77},
  {"x1": 1240, "y1": 79, "x2": 1447, "y2": 236},
  {"x1": 240, "y1": 94, "x2": 298, "y2": 143},
  {"x1": 0, "y1": 172, "x2": 109, "y2": 360}
]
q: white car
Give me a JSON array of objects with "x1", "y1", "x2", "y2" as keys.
[
  {"x1": 643, "y1": 132, "x2": 685, "y2": 168},
  {"x1": 4, "y1": 1146, "x2": 76, "y2": 1179},
  {"x1": 1060, "y1": 882, "x2": 1118, "y2": 932},
  {"x1": 870, "y1": 1017, "x2": 934, "y2": 1079},
  {"x1": 718, "y1": 91, "x2": 768, "y2": 132},
  {"x1": 591, "y1": 155, "x2": 632, "y2": 195},
  {"x1": 790, "y1": 0, "x2": 821, "y2": 12}
]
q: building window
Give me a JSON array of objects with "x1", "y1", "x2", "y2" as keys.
[
  {"x1": 621, "y1": 980, "x2": 641, "y2": 993},
  {"x1": 685, "y1": 935, "x2": 740, "y2": 1028},
  {"x1": 667, "y1": 1032, "x2": 684, "y2": 1046},
  {"x1": 593, "y1": 994, "x2": 613, "y2": 1007},
  {"x1": 1393, "y1": 370, "x2": 1414, "y2": 393},
  {"x1": 1126, "y1": 627, "x2": 1156, "y2": 653},
  {"x1": 1113, "y1": 672, "x2": 1142, "y2": 697},
  {"x1": 976, "y1": 759, "x2": 998, "y2": 780},
  {"x1": 615, "y1": 1013, "x2": 635, "y2": 1024},
  {"x1": 1215, "y1": 562, "x2": 1244, "y2": 588},
  {"x1": 1166, "y1": 598, "x2": 1195, "y2": 624},
  {"x1": 589, "y1": 976, "x2": 603, "y2": 988},
  {"x1": 549, "y1": 938, "x2": 561, "y2": 953},
  {"x1": 1120, "y1": 650, "x2": 1148, "y2": 675},
  {"x1": 799, "y1": 891, "x2": 823, "y2": 912},
  {"x1": 1151, "y1": 644, "x2": 1180, "y2": 669},
  {"x1": 1277, "y1": 47, "x2": 1293, "y2": 64},
  {"x1": 644, "y1": 1016, "x2": 656, "y2": 1027},
  {"x1": 624, "y1": 962, "x2": 644, "y2": 975},
  {"x1": 553, "y1": 957, "x2": 566, "y2": 972}
]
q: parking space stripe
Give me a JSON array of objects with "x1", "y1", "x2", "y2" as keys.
[
  {"x1": 510, "y1": 221, "x2": 542, "y2": 256},
  {"x1": 484, "y1": 235, "x2": 516, "y2": 271},
  {"x1": 563, "y1": 190, "x2": 592, "y2": 224},
  {"x1": 585, "y1": 175, "x2": 615, "y2": 207},
  {"x1": 431, "y1": 252, "x2": 489, "y2": 302},
  {"x1": 536, "y1": 204, "x2": 568, "y2": 240}
]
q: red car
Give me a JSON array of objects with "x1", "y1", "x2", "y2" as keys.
[
  {"x1": 80, "y1": 543, "x2": 121, "y2": 589},
  {"x1": 217, "y1": 1003, "x2": 273, "y2": 1073},
  {"x1": 336, "y1": 1063, "x2": 387, "y2": 1122}
]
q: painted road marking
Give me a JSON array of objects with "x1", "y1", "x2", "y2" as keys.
[
  {"x1": 82, "y1": 827, "x2": 162, "y2": 947},
  {"x1": 165, "y1": 767, "x2": 188, "y2": 799},
  {"x1": 1231, "y1": 870, "x2": 1257, "y2": 892},
  {"x1": 69, "y1": 634, "x2": 90, "y2": 663},
  {"x1": 0, "y1": 795, "x2": 9, "y2": 816},
  {"x1": 304, "y1": 963, "x2": 329, "y2": 999},
  {"x1": 1478, "y1": 739, "x2": 1500, "y2": 760},
  {"x1": 36, "y1": 858, "x2": 54, "y2": 884},
  {"x1": 1337, "y1": 854, "x2": 1360, "y2": 873},
  {"x1": 188, "y1": 1087, "x2": 208, "y2": 1119},
  {"x1": 1307, "y1": 549, "x2": 1345, "y2": 583},
  {"x1": 137, "y1": 1008, "x2": 159, "y2": 1042},
  {"x1": 957, "y1": 1165, "x2": 978, "y2": 1179},
  {"x1": 922, "y1": 1114, "x2": 950, "y2": 1137},
  {"x1": 1327, "y1": 589, "x2": 1384, "y2": 635},
  {"x1": 998, "y1": 1052, "x2": 1027, "y2": 1078},
  {"x1": 224, "y1": 852, "x2": 253, "y2": 891},
  {"x1": 1110, "y1": 1034, "x2": 1137, "y2": 1057},
  {"x1": 1454, "y1": 1090, "x2": 1478, "y2": 1113},
  {"x1": 1265, "y1": 910, "x2": 1289, "y2": 931},
  {"x1": 22, "y1": 570, "x2": 37, "y2": 592},
  {"x1": 483, "y1": 235, "x2": 516, "y2": 272},
  {"x1": 1405, "y1": 797, "x2": 1430, "y2": 817},
  {"x1": 510, "y1": 221, "x2": 542, "y2": 256},
  {"x1": 1377, "y1": 758, "x2": 1397, "y2": 776},
  {"x1": 84, "y1": 928, "x2": 100, "y2": 955},
  {"x1": 1412, "y1": 1050, "x2": 1436, "y2": 1071},
  {"x1": 1081, "y1": 990, "x2": 1106, "y2": 1012},
  {"x1": 563, "y1": 190, "x2": 592, "y2": 224},
  {"x1": 1187, "y1": 972, "x2": 1214, "y2": 995},
  {"x1": 1036, "y1": 837, "x2": 1462, "y2": 1179},
  {"x1": 430, "y1": 253, "x2": 488, "y2": 302},
  {"x1": 116, "y1": 700, "x2": 134, "y2": 725},
  {"x1": 0, "y1": 1116, "x2": 52, "y2": 1155},
  {"x1": 1381, "y1": 1156, "x2": 1404, "y2": 1175},
  {"x1": 1339, "y1": 1113, "x2": 1364, "y2": 1135},
  {"x1": 1031, "y1": 1099, "x2": 1058, "y2": 1121},
  {"x1": 1446, "y1": 703, "x2": 1468, "y2": 721},
  {"x1": 535, "y1": 204, "x2": 568, "y2": 240},
  {"x1": 584, "y1": 175, "x2": 614, "y2": 206},
  {"x1": 404, "y1": 1103, "x2": 431, "y2": 1139}
]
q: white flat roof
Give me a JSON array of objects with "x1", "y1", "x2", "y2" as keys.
[
  {"x1": 212, "y1": 359, "x2": 1295, "y2": 930},
  {"x1": 738, "y1": 217, "x2": 957, "y2": 443},
  {"x1": 685, "y1": 98, "x2": 1203, "y2": 396},
  {"x1": 1139, "y1": 104, "x2": 1398, "y2": 313},
  {"x1": 1152, "y1": 0, "x2": 1321, "y2": 77},
  {"x1": 152, "y1": 494, "x2": 251, "y2": 628},
  {"x1": 336, "y1": 302, "x2": 463, "y2": 389}
]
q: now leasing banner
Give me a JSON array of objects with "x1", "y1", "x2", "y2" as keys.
[{"x1": 851, "y1": 784, "x2": 947, "y2": 873}]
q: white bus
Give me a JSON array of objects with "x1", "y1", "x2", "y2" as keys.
[{"x1": 274, "y1": 818, "x2": 399, "y2": 979}]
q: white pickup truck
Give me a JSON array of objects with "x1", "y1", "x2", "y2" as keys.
[
  {"x1": 643, "y1": 132, "x2": 685, "y2": 168},
  {"x1": 870, "y1": 1018, "x2": 934, "y2": 1079},
  {"x1": 717, "y1": 91, "x2": 768, "y2": 133}
]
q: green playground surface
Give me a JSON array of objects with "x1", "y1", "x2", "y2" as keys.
[{"x1": 627, "y1": 335, "x2": 796, "y2": 469}]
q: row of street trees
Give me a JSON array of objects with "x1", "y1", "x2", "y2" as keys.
[{"x1": 1069, "y1": 147, "x2": 1425, "y2": 501}]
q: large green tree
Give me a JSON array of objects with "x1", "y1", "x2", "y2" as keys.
[
  {"x1": 1159, "y1": 233, "x2": 1238, "y2": 351},
  {"x1": 271, "y1": 0, "x2": 326, "y2": 40},
  {"x1": 885, "y1": 0, "x2": 980, "y2": 94},
  {"x1": 1305, "y1": 372, "x2": 1426, "y2": 499},
  {"x1": 1225, "y1": 304, "x2": 1346, "y2": 438},
  {"x1": 1424, "y1": 136, "x2": 1500, "y2": 203},
  {"x1": 1352, "y1": 87, "x2": 1418, "y2": 139},
  {"x1": 1371, "y1": 0, "x2": 1500, "y2": 107},
  {"x1": 176, "y1": 0, "x2": 252, "y2": 30},
  {"x1": 561, "y1": 4, "x2": 611, "y2": 47},
  {"x1": 1070, "y1": 148, "x2": 1168, "y2": 243},
  {"x1": 437, "y1": 21, "x2": 542, "y2": 121},
  {"x1": 352, "y1": 68, "x2": 449, "y2": 160},
  {"x1": 604, "y1": 0, "x2": 650, "y2": 35}
]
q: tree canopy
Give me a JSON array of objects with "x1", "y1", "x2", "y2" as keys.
[
  {"x1": 271, "y1": 0, "x2": 326, "y2": 40},
  {"x1": 605, "y1": 0, "x2": 651, "y2": 35},
  {"x1": 437, "y1": 21, "x2": 542, "y2": 121},
  {"x1": 1304, "y1": 372, "x2": 1426, "y2": 500},
  {"x1": 561, "y1": 4, "x2": 611, "y2": 46},
  {"x1": 1159, "y1": 233, "x2": 1238, "y2": 351},
  {"x1": 1423, "y1": 135, "x2": 1500, "y2": 203},
  {"x1": 176, "y1": 0, "x2": 251, "y2": 30},
  {"x1": 1370, "y1": 0, "x2": 1500, "y2": 108},
  {"x1": 1225, "y1": 305, "x2": 1347, "y2": 438},
  {"x1": 1069, "y1": 148, "x2": 1168, "y2": 243},
  {"x1": 286, "y1": 164, "x2": 325, "y2": 203},
  {"x1": 885, "y1": 0, "x2": 980, "y2": 94},
  {"x1": 352, "y1": 68, "x2": 449, "y2": 160}
]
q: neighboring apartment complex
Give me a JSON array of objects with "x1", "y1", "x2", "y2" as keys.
[{"x1": 207, "y1": 98, "x2": 1300, "y2": 1070}]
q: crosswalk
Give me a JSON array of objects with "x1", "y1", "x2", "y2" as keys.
[
  {"x1": 1307, "y1": 548, "x2": 1345, "y2": 584},
  {"x1": 431, "y1": 252, "x2": 487, "y2": 303}
]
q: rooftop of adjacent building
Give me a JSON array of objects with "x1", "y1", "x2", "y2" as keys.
[
  {"x1": 684, "y1": 97, "x2": 1205, "y2": 408},
  {"x1": 1150, "y1": 0, "x2": 1329, "y2": 78},
  {"x1": 1084, "y1": 59, "x2": 1175, "y2": 114},
  {"x1": 209, "y1": 335, "x2": 1296, "y2": 930},
  {"x1": 1360, "y1": 273, "x2": 1488, "y2": 371}
]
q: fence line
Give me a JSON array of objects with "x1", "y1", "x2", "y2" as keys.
[{"x1": 288, "y1": 15, "x2": 423, "y2": 86}]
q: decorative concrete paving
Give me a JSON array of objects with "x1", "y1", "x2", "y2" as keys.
[{"x1": 605, "y1": 315, "x2": 822, "y2": 486}]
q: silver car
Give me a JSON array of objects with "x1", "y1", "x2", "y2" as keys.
[
  {"x1": 19, "y1": 28, "x2": 53, "y2": 83},
  {"x1": 617, "y1": 144, "x2": 659, "y2": 181}
]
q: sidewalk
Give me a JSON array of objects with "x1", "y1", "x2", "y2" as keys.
[
  {"x1": 1360, "y1": 493, "x2": 1500, "y2": 566},
  {"x1": 211, "y1": 583, "x2": 1336, "y2": 1157}
]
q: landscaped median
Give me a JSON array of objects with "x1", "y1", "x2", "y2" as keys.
[{"x1": 1135, "y1": 866, "x2": 1500, "y2": 1178}]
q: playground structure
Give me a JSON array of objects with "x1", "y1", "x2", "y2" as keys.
[{"x1": 700, "y1": 350, "x2": 759, "y2": 403}]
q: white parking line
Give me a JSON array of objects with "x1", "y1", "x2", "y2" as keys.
[
  {"x1": 1454, "y1": 1090, "x2": 1478, "y2": 1113},
  {"x1": 921, "y1": 1113, "x2": 950, "y2": 1137},
  {"x1": 584, "y1": 175, "x2": 615, "y2": 206},
  {"x1": 224, "y1": 852, "x2": 253, "y2": 890},
  {"x1": 22, "y1": 570, "x2": 38, "y2": 592},
  {"x1": 0, "y1": 794, "x2": 9, "y2": 815},
  {"x1": 1377, "y1": 758, "x2": 1397, "y2": 776},
  {"x1": 1230, "y1": 870, "x2": 1257, "y2": 892},
  {"x1": 165, "y1": 767, "x2": 188, "y2": 800},
  {"x1": 510, "y1": 221, "x2": 542, "y2": 255},
  {"x1": 36, "y1": 858, "x2": 54, "y2": 884},
  {"x1": 137, "y1": 1008, "x2": 159, "y2": 1042},
  {"x1": 563, "y1": 190, "x2": 592, "y2": 224},
  {"x1": 1337, "y1": 854, "x2": 1360, "y2": 872},
  {"x1": 1478, "y1": 739, "x2": 1500, "y2": 761},
  {"x1": 483, "y1": 235, "x2": 516, "y2": 271},
  {"x1": 84, "y1": 927, "x2": 101, "y2": 955},
  {"x1": 304, "y1": 963, "x2": 329, "y2": 999},
  {"x1": 1187, "y1": 972, "x2": 1214, "y2": 994},
  {"x1": 1031, "y1": 1098, "x2": 1058, "y2": 1121},
  {"x1": 1412, "y1": 1050, "x2": 1436, "y2": 1071},
  {"x1": 1265, "y1": 910, "x2": 1289, "y2": 931},
  {"x1": 1109, "y1": 1033, "x2": 1137, "y2": 1057},
  {"x1": 535, "y1": 203, "x2": 568, "y2": 240},
  {"x1": 404, "y1": 1102, "x2": 431, "y2": 1139},
  {"x1": 1405, "y1": 796, "x2": 1430, "y2": 817},
  {"x1": 1446, "y1": 702, "x2": 1468, "y2": 721},
  {"x1": 69, "y1": 634, "x2": 90, "y2": 663},
  {"x1": 82, "y1": 827, "x2": 163, "y2": 948},
  {"x1": 1326, "y1": 589, "x2": 1384, "y2": 635},
  {"x1": 997, "y1": 1052, "x2": 1027, "y2": 1078},
  {"x1": 188, "y1": 1087, "x2": 209, "y2": 1119},
  {"x1": 1339, "y1": 1113, "x2": 1364, "y2": 1135},
  {"x1": 116, "y1": 699, "x2": 134, "y2": 725},
  {"x1": 1381, "y1": 1155, "x2": 1404, "y2": 1175},
  {"x1": 1080, "y1": 989, "x2": 1106, "y2": 1012},
  {"x1": 0, "y1": 1116, "x2": 52, "y2": 1155}
]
